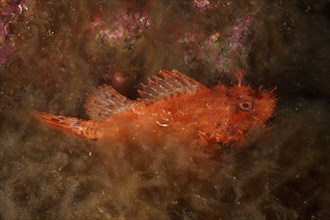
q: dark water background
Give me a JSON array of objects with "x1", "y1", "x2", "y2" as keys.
[{"x1": 0, "y1": 0, "x2": 330, "y2": 219}]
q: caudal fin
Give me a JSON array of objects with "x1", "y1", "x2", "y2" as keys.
[{"x1": 32, "y1": 111, "x2": 98, "y2": 139}]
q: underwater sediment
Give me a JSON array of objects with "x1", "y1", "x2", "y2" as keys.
[{"x1": 0, "y1": 0, "x2": 330, "y2": 219}]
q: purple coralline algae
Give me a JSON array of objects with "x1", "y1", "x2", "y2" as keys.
[
  {"x1": 89, "y1": 9, "x2": 149, "y2": 47},
  {"x1": 192, "y1": 0, "x2": 218, "y2": 12},
  {"x1": 216, "y1": 15, "x2": 253, "y2": 74},
  {"x1": 177, "y1": 14, "x2": 253, "y2": 77},
  {"x1": 0, "y1": 0, "x2": 28, "y2": 65}
]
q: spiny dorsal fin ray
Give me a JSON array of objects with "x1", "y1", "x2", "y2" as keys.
[
  {"x1": 85, "y1": 85, "x2": 134, "y2": 120},
  {"x1": 138, "y1": 70, "x2": 205, "y2": 101}
]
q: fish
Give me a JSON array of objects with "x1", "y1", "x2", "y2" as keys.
[{"x1": 33, "y1": 70, "x2": 276, "y2": 145}]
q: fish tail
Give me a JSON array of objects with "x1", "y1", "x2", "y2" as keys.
[{"x1": 32, "y1": 111, "x2": 98, "y2": 139}]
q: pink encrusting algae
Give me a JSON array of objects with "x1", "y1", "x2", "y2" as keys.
[
  {"x1": 33, "y1": 69, "x2": 276, "y2": 146},
  {"x1": 0, "y1": 0, "x2": 28, "y2": 64},
  {"x1": 176, "y1": 14, "x2": 253, "y2": 78},
  {"x1": 216, "y1": 15, "x2": 253, "y2": 74},
  {"x1": 192, "y1": 0, "x2": 218, "y2": 12},
  {"x1": 88, "y1": 9, "x2": 149, "y2": 47}
]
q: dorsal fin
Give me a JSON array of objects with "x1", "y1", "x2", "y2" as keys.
[
  {"x1": 85, "y1": 85, "x2": 134, "y2": 120},
  {"x1": 138, "y1": 70, "x2": 205, "y2": 101}
]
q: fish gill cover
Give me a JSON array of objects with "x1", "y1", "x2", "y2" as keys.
[{"x1": 0, "y1": 0, "x2": 330, "y2": 219}]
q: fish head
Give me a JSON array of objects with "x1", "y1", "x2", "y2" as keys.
[
  {"x1": 232, "y1": 84, "x2": 276, "y2": 121},
  {"x1": 223, "y1": 83, "x2": 277, "y2": 142},
  {"x1": 196, "y1": 81, "x2": 276, "y2": 144},
  {"x1": 208, "y1": 69, "x2": 276, "y2": 144}
]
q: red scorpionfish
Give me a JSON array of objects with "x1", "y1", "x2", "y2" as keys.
[{"x1": 34, "y1": 70, "x2": 276, "y2": 145}]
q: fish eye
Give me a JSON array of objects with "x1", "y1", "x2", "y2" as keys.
[{"x1": 238, "y1": 101, "x2": 253, "y2": 111}]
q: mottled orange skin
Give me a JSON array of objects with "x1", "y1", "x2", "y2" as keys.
[
  {"x1": 34, "y1": 70, "x2": 276, "y2": 145},
  {"x1": 100, "y1": 85, "x2": 275, "y2": 144}
]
